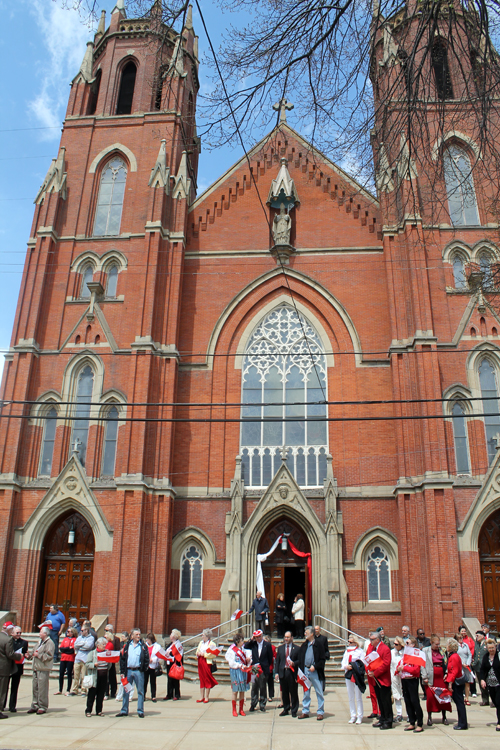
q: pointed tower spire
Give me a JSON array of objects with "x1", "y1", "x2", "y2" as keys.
[
  {"x1": 148, "y1": 139, "x2": 170, "y2": 191},
  {"x1": 96, "y1": 10, "x2": 106, "y2": 37},
  {"x1": 184, "y1": 4, "x2": 193, "y2": 30},
  {"x1": 167, "y1": 35, "x2": 186, "y2": 78},
  {"x1": 173, "y1": 151, "x2": 191, "y2": 200},
  {"x1": 112, "y1": 0, "x2": 127, "y2": 17},
  {"x1": 73, "y1": 41, "x2": 94, "y2": 84}
]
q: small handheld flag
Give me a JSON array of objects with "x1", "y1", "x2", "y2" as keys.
[
  {"x1": 362, "y1": 650, "x2": 383, "y2": 672},
  {"x1": 431, "y1": 686, "x2": 452, "y2": 704},
  {"x1": 297, "y1": 668, "x2": 311, "y2": 691},
  {"x1": 206, "y1": 647, "x2": 221, "y2": 657},
  {"x1": 403, "y1": 646, "x2": 426, "y2": 669},
  {"x1": 97, "y1": 650, "x2": 120, "y2": 663},
  {"x1": 231, "y1": 609, "x2": 244, "y2": 621}
]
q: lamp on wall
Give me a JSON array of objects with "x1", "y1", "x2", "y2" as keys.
[
  {"x1": 68, "y1": 525, "x2": 75, "y2": 545},
  {"x1": 281, "y1": 534, "x2": 289, "y2": 552}
]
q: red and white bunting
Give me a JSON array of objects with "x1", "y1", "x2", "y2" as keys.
[
  {"x1": 297, "y1": 668, "x2": 311, "y2": 691},
  {"x1": 231, "y1": 609, "x2": 244, "y2": 621},
  {"x1": 97, "y1": 650, "x2": 120, "y2": 663},
  {"x1": 402, "y1": 646, "x2": 426, "y2": 669}
]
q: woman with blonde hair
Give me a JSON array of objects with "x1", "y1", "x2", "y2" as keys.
[
  {"x1": 390, "y1": 636, "x2": 405, "y2": 722},
  {"x1": 445, "y1": 638, "x2": 468, "y2": 730},
  {"x1": 196, "y1": 629, "x2": 218, "y2": 703},
  {"x1": 456, "y1": 631, "x2": 472, "y2": 705},
  {"x1": 163, "y1": 629, "x2": 183, "y2": 701},
  {"x1": 341, "y1": 635, "x2": 365, "y2": 724}
]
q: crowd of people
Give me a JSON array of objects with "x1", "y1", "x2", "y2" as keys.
[
  {"x1": 341, "y1": 622, "x2": 500, "y2": 733},
  {"x1": 1, "y1": 604, "x2": 499, "y2": 735}
]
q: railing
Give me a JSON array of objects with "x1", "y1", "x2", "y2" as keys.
[
  {"x1": 182, "y1": 623, "x2": 253, "y2": 657},
  {"x1": 314, "y1": 615, "x2": 365, "y2": 645},
  {"x1": 179, "y1": 615, "x2": 251, "y2": 653}
]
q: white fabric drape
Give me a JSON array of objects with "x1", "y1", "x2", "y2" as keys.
[{"x1": 256, "y1": 534, "x2": 283, "y2": 599}]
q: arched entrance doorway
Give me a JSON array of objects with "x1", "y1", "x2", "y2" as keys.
[
  {"x1": 39, "y1": 511, "x2": 95, "y2": 624},
  {"x1": 479, "y1": 507, "x2": 500, "y2": 632},
  {"x1": 258, "y1": 517, "x2": 311, "y2": 631}
]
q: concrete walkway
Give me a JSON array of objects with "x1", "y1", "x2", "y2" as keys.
[{"x1": 0, "y1": 679, "x2": 498, "y2": 750}]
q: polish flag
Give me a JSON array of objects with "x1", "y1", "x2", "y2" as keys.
[
  {"x1": 38, "y1": 621, "x2": 53, "y2": 630},
  {"x1": 431, "y1": 686, "x2": 452, "y2": 705},
  {"x1": 231, "y1": 609, "x2": 244, "y2": 621},
  {"x1": 156, "y1": 647, "x2": 173, "y2": 662},
  {"x1": 362, "y1": 650, "x2": 383, "y2": 671},
  {"x1": 297, "y1": 668, "x2": 311, "y2": 691},
  {"x1": 171, "y1": 643, "x2": 182, "y2": 661},
  {"x1": 403, "y1": 646, "x2": 426, "y2": 669},
  {"x1": 97, "y1": 650, "x2": 120, "y2": 663},
  {"x1": 121, "y1": 676, "x2": 134, "y2": 693},
  {"x1": 14, "y1": 648, "x2": 24, "y2": 664},
  {"x1": 206, "y1": 647, "x2": 221, "y2": 657}
]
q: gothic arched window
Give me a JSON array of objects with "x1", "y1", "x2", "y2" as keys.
[
  {"x1": 479, "y1": 252, "x2": 494, "y2": 290},
  {"x1": 39, "y1": 406, "x2": 57, "y2": 476},
  {"x1": 479, "y1": 359, "x2": 500, "y2": 464},
  {"x1": 452, "y1": 402, "x2": 470, "y2": 474},
  {"x1": 443, "y1": 146, "x2": 479, "y2": 226},
  {"x1": 240, "y1": 305, "x2": 328, "y2": 487},
  {"x1": 367, "y1": 545, "x2": 391, "y2": 601},
  {"x1": 180, "y1": 545, "x2": 203, "y2": 599},
  {"x1": 106, "y1": 265, "x2": 118, "y2": 298},
  {"x1": 116, "y1": 61, "x2": 137, "y2": 115},
  {"x1": 432, "y1": 39, "x2": 453, "y2": 100},
  {"x1": 93, "y1": 157, "x2": 127, "y2": 237},
  {"x1": 101, "y1": 405, "x2": 119, "y2": 477},
  {"x1": 81, "y1": 265, "x2": 93, "y2": 298},
  {"x1": 452, "y1": 255, "x2": 467, "y2": 289},
  {"x1": 71, "y1": 365, "x2": 94, "y2": 467}
]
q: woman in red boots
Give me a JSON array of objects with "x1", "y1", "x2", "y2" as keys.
[{"x1": 225, "y1": 633, "x2": 251, "y2": 717}]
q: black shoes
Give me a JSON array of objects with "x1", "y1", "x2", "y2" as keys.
[
  {"x1": 115, "y1": 713, "x2": 128, "y2": 717},
  {"x1": 279, "y1": 711, "x2": 289, "y2": 716}
]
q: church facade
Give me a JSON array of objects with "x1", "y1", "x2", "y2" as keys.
[{"x1": 1, "y1": 1, "x2": 500, "y2": 637}]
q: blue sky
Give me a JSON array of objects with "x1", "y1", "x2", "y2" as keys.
[{"x1": 0, "y1": 0, "x2": 260, "y2": 381}]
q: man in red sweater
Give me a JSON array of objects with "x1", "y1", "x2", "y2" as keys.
[{"x1": 366, "y1": 631, "x2": 392, "y2": 729}]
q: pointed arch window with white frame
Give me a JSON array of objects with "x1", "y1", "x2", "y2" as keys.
[
  {"x1": 39, "y1": 406, "x2": 58, "y2": 476},
  {"x1": 367, "y1": 545, "x2": 391, "y2": 601},
  {"x1": 240, "y1": 305, "x2": 328, "y2": 488},
  {"x1": 452, "y1": 254, "x2": 467, "y2": 289},
  {"x1": 179, "y1": 545, "x2": 203, "y2": 600},
  {"x1": 451, "y1": 401, "x2": 470, "y2": 474},
  {"x1": 479, "y1": 358, "x2": 500, "y2": 464},
  {"x1": 70, "y1": 365, "x2": 94, "y2": 467},
  {"x1": 93, "y1": 157, "x2": 127, "y2": 237},
  {"x1": 443, "y1": 145, "x2": 479, "y2": 226}
]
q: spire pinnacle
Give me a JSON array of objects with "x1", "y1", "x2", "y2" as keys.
[
  {"x1": 112, "y1": 0, "x2": 126, "y2": 16},
  {"x1": 96, "y1": 10, "x2": 106, "y2": 36},
  {"x1": 185, "y1": 4, "x2": 193, "y2": 30}
]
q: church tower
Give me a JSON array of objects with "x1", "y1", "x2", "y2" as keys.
[
  {"x1": 370, "y1": 1, "x2": 500, "y2": 634},
  {"x1": 0, "y1": 1, "x2": 200, "y2": 632}
]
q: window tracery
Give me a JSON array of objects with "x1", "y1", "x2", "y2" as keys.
[
  {"x1": 367, "y1": 545, "x2": 391, "y2": 601},
  {"x1": 443, "y1": 146, "x2": 479, "y2": 226},
  {"x1": 240, "y1": 305, "x2": 328, "y2": 487},
  {"x1": 93, "y1": 157, "x2": 127, "y2": 237},
  {"x1": 180, "y1": 545, "x2": 203, "y2": 599}
]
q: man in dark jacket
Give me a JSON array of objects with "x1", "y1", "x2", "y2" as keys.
[
  {"x1": 296, "y1": 626, "x2": 327, "y2": 720},
  {"x1": 245, "y1": 630, "x2": 274, "y2": 712},
  {"x1": 0, "y1": 623, "x2": 17, "y2": 720},
  {"x1": 314, "y1": 625, "x2": 330, "y2": 690},
  {"x1": 248, "y1": 592, "x2": 270, "y2": 633},
  {"x1": 416, "y1": 629, "x2": 431, "y2": 649},
  {"x1": 473, "y1": 631, "x2": 490, "y2": 705},
  {"x1": 275, "y1": 632, "x2": 300, "y2": 717},
  {"x1": 116, "y1": 629, "x2": 149, "y2": 718},
  {"x1": 4, "y1": 626, "x2": 28, "y2": 713}
]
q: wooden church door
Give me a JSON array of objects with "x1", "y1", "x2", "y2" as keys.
[{"x1": 479, "y1": 508, "x2": 500, "y2": 633}]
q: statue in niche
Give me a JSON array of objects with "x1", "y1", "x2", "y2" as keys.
[{"x1": 273, "y1": 203, "x2": 292, "y2": 246}]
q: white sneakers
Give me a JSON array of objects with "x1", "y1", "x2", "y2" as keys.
[
  {"x1": 356, "y1": 718, "x2": 362, "y2": 724},
  {"x1": 349, "y1": 718, "x2": 356, "y2": 723}
]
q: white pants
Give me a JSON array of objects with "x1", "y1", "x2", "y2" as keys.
[
  {"x1": 395, "y1": 697, "x2": 402, "y2": 716},
  {"x1": 345, "y1": 679, "x2": 363, "y2": 719}
]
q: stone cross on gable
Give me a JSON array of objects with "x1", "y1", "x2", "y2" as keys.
[
  {"x1": 273, "y1": 98, "x2": 294, "y2": 123},
  {"x1": 494, "y1": 433, "x2": 500, "y2": 451},
  {"x1": 72, "y1": 437, "x2": 82, "y2": 457}
]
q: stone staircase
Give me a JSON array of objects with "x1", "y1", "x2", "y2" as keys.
[
  {"x1": 22, "y1": 633, "x2": 348, "y2": 685},
  {"x1": 182, "y1": 635, "x2": 347, "y2": 686}
]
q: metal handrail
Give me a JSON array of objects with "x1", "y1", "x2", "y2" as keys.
[
  {"x1": 178, "y1": 615, "x2": 250, "y2": 651},
  {"x1": 182, "y1": 623, "x2": 252, "y2": 657},
  {"x1": 314, "y1": 615, "x2": 365, "y2": 644},
  {"x1": 319, "y1": 626, "x2": 349, "y2": 645}
]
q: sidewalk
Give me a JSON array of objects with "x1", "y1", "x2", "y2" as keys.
[{"x1": 0, "y1": 678, "x2": 497, "y2": 750}]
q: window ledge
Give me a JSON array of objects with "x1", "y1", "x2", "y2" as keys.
[
  {"x1": 348, "y1": 601, "x2": 401, "y2": 614},
  {"x1": 169, "y1": 600, "x2": 221, "y2": 612}
]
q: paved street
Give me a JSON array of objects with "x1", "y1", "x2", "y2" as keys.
[{"x1": 0, "y1": 679, "x2": 498, "y2": 750}]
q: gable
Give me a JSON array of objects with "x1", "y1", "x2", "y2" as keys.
[{"x1": 187, "y1": 124, "x2": 382, "y2": 254}]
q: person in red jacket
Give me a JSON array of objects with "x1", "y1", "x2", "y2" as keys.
[
  {"x1": 396, "y1": 636, "x2": 423, "y2": 732},
  {"x1": 55, "y1": 628, "x2": 77, "y2": 696},
  {"x1": 366, "y1": 631, "x2": 392, "y2": 729},
  {"x1": 365, "y1": 632, "x2": 379, "y2": 719},
  {"x1": 445, "y1": 638, "x2": 468, "y2": 730}
]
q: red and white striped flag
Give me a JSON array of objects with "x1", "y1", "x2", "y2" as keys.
[
  {"x1": 206, "y1": 647, "x2": 221, "y2": 656},
  {"x1": 297, "y1": 668, "x2": 311, "y2": 691},
  {"x1": 171, "y1": 643, "x2": 182, "y2": 661},
  {"x1": 403, "y1": 646, "x2": 426, "y2": 669},
  {"x1": 231, "y1": 609, "x2": 244, "y2": 621},
  {"x1": 97, "y1": 650, "x2": 120, "y2": 663},
  {"x1": 156, "y1": 647, "x2": 173, "y2": 662},
  {"x1": 430, "y1": 686, "x2": 452, "y2": 704},
  {"x1": 362, "y1": 650, "x2": 383, "y2": 671}
]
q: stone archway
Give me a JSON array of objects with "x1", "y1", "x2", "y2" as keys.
[{"x1": 479, "y1": 508, "x2": 500, "y2": 632}]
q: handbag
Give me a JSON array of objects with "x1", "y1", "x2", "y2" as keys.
[
  {"x1": 210, "y1": 662, "x2": 218, "y2": 673},
  {"x1": 169, "y1": 662, "x2": 185, "y2": 680},
  {"x1": 155, "y1": 664, "x2": 163, "y2": 676},
  {"x1": 455, "y1": 668, "x2": 468, "y2": 685},
  {"x1": 82, "y1": 674, "x2": 96, "y2": 689}
]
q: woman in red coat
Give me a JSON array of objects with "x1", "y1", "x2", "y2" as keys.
[{"x1": 445, "y1": 638, "x2": 468, "y2": 730}]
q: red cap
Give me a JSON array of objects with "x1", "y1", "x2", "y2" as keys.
[{"x1": 3, "y1": 621, "x2": 14, "y2": 628}]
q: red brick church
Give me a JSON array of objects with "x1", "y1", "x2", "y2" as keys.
[{"x1": 1, "y1": 1, "x2": 500, "y2": 637}]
